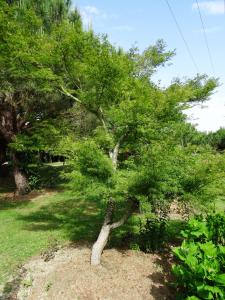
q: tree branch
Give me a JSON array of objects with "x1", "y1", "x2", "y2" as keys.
[
  {"x1": 60, "y1": 86, "x2": 82, "y2": 104},
  {"x1": 109, "y1": 131, "x2": 128, "y2": 170},
  {"x1": 110, "y1": 199, "x2": 137, "y2": 229},
  {"x1": 99, "y1": 106, "x2": 108, "y2": 134}
]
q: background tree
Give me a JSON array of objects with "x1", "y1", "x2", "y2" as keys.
[
  {"x1": 206, "y1": 128, "x2": 225, "y2": 151},
  {"x1": 0, "y1": 0, "x2": 81, "y2": 194}
]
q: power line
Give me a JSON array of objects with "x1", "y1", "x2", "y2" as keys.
[
  {"x1": 164, "y1": 0, "x2": 199, "y2": 73},
  {"x1": 195, "y1": 0, "x2": 215, "y2": 75}
]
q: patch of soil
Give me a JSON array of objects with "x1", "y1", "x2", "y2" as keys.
[
  {"x1": 168, "y1": 200, "x2": 188, "y2": 220},
  {"x1": 16, "y1": 246, "x2": 174, "y2": 300},
  {"x1": 0, "y1": 190, "x2": 56, "y2": 203}
]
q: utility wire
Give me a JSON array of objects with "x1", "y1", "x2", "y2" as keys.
[
  {"x1": 195, "y1": 0, "x2": 215, "y2": 75},
  {"x1": 164, "y1": 0, "x2": 199, "y2": 73}
]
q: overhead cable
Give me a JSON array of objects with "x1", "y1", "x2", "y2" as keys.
[
  {"x1": 164, "y1": 0, "x2": 199, "y2": 73},
  {"x1": 195, "y1": 0, "x2": 215, "y2": 75}
]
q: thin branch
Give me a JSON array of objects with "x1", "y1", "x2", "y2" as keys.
[
  {"x1": 109, "y1": 130, "x2": 129, "y2": 169},
  {"x1": 98, "y1": 106, "x2": 108, "y2": 134},
  {"x1": 60, "y1": 86, "x2": 82, "y2": 104}
]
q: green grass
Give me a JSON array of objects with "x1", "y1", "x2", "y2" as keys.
[{"x1": 0, "y1": 190, "x2": 103, "y2": 285}]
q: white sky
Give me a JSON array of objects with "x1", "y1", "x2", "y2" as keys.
[{"x1": 185, "y1": 89, "x2": 225, "y2": 132}]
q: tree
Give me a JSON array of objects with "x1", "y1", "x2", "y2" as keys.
[
  {"x1": 61, "y1": 35, "x2": 217, "y2": 264},
  {"x1": 6, "y1": 0, "x2": 73, "y2": 31},
  {"x1": 0, "y1": 0, "x2": 78, "y2": 193},
  {"x1": 0, "y1": 0, "x2": 220, "y2": 266},
  {"x1": 206, "y1": 128, "x2": 225, "y2": 151}
]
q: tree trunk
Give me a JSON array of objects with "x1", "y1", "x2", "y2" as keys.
[
  {"x1": 91, "y1": 198, "x2": 136, "y2": 265},
  {"x1": 91, "y1": 199, "x2": 114, "y2": 265},
  {"x1": 91, "y1": 133, "x2": 133, "y2": 265},
  {"x1": 0, "y1": 137, "x2": 9, "y2": 177},
  {"x1": 0, "y1": 145, "x2": 6, "y2": 164},
  {"x1": 12, "y1": 153, "x2": 30, "y2": 195},
  {"x1": 91, "y1": 224, "x2": 111, "y2": 265}
]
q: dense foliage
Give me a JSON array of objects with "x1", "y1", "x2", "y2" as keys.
[{"x1": 172, "y1": 214, "x2": 225, "y2": 300}]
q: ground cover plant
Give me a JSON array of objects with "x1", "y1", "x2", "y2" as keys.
[{"x1": 172, "y1": 214, "x2": 225, "y2": 299}]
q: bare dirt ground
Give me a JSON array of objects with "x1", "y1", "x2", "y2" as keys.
[{"x1": 13, "y1": 246, "x2": 174, "y2": 300}]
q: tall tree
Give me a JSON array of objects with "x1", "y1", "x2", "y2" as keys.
[
  {"x1": 61, "y1": 36, "x2": 217, "y2": 264},
  {"x1": 0, "y1": 0, "x2": 78, "y2": 193}
]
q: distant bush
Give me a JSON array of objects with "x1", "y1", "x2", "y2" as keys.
[{"x1": 172, "y1": 213, "x2": 225, "y2": 300}]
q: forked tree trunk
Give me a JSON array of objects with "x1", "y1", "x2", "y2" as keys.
[
  {"x1": 91, "y1": 131, "x2": 132, "y2": 265},
  {"x1": 12, "y1": 153, "x2": 30, "y2": 195},
  {"x1": 91, "y1": 198, "x2": 136, "y2": 265}
]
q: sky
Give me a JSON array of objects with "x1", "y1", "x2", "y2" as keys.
[{"x1": 72, "y1": 0, "x2": 225, "y2": 132}]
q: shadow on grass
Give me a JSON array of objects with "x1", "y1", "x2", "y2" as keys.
[
  {"x1": 18, "y1": 195, "x2": 104, "y2": 242},
  {"x1": 18, "y1": 193, "x2": 187, "y2": 249},
  {"x1": 0, "y1": 190, "x2": 54, "y2": 210},
  {"x1": 0, "y1": 198, "x2": 30, "y2": 210},
  {"x1": 0, "y1": 163, "x2": 68, "y2": 210}
]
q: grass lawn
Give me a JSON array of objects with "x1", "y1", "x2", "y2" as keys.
[{"x1": 0, "y1": 189, "x2": 103, "y2": 285}]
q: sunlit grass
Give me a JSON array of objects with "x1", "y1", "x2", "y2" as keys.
[{"x1": 0, "y1": 190, "x2": 102, "y2": 284}]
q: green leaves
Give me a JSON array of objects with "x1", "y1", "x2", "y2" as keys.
[
  {"x1": 215, "y1": 274, "x2": 225, "y2": 286},
  {"x1": 181, "y1": 219, "x2": 209, "y2": 240},
  {"x1": 72, "y1": 140, "x2": 113, "y2": 181},
  {"x1": 172, "y1": 214, "x2": 225, "y2": 299}
]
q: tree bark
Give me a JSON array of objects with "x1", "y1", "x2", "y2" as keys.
[
  {"x1": 12, "y1": 153, "x2": 30, "y2": 195},
  {"x1": 91, "y1": 198, "x2": 136, "y2": 265},
  {"x1": 91, "y1": 224, "x2": 111, "y2": 266},
  {"x1": 91, "y1": 199, "x2": 114, "y2": 265},
  {"x1": 91, "y1": 132, "x2": 134, "y2": 265}
]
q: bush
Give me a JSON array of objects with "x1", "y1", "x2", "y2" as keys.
[
  {"x1": 172, "y1": 213, "x2": 225, "y2": 299},
  {"x1": 137, "y1": 216, "x2": 167, "y2": 252}
]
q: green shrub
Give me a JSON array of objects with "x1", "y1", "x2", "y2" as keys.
[
  {"x1": 137, "y1": 216, "x2": 167, "y2": 252},
  {"x1": 172, "y1": 214, "x2": 225, "y2": 299}
]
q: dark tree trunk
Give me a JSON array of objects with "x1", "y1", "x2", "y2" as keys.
[
  {"x1": 12, "y1": 153, "x2": 30, "y2": 195},
  {"x1": 0, "y1": 144, "x2": 6, "y2": 164},
  {"x1": 0, "y1": 103, "x2": 30, "y2": 193},
  {"x1": 0, "y1": 137, "x2": 8, "y2": 177}
]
